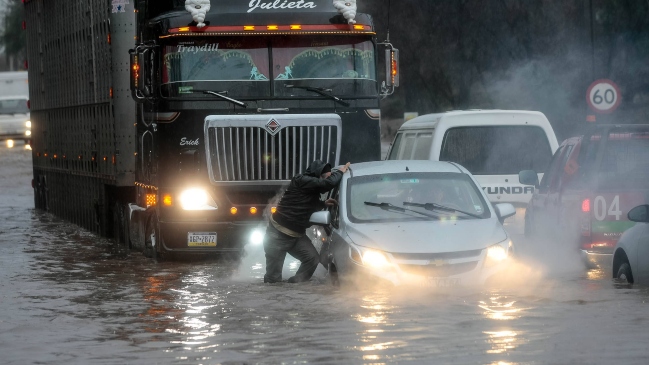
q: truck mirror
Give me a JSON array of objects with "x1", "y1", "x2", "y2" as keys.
[
  {"x1": 518, "y1": 170, "x2": 539, "y2": 188},
  {"x1": 385, "y1": 48, "x2": 400, "y2": 87},
  {"x1": 130, "y1": 52, "x2": 146, "y2": 102}
]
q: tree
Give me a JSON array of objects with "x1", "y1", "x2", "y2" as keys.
[{"x1": 1, "y1": 0, "x2": 27, "y2": 70}]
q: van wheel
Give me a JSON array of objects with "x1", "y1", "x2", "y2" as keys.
[{"x1": 616, "y1": 262, "x2": 634, "y2": 284}]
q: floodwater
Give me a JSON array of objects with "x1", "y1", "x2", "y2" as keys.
[{"x1": 2, "y1": 143, "x2": 649, "y2": 365}]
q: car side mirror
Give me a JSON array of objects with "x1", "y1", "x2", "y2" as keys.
[
  {"x1": 519, "y1": 170, "x2": 539, "y2": 188},
  {"x1": 309, "y1": 211, "x2": 331, "y2": 226},
  {"x1": 628, "y1": 205, "x2": 649, "y2": 223},
  {"x1": 494, "y1": 203, "x2": 516, "y2": 223}
]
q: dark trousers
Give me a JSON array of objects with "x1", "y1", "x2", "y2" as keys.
[{"x1": 263, "y1": 223, "x2": 319, "y2": 283}]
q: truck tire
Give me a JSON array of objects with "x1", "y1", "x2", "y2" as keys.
[
  {"x1": 143, "y1": 213, "x2": 165, "y2": 260},
  {"x1": 112, "y1": 202, "x2": 129, "y2": 256}
]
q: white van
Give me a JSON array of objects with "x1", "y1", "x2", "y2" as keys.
[
  {"x1": 0, "y1": 71, "x2": 29, "y2": 98},
  {"x1": 386, "y1": 110, "x2": 559, "y2": 233}
]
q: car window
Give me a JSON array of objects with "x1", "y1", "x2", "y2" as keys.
[
  {"x1": 539, "y1": 145, "x2": 566, "y2": 193},
  {"x1": 439, "y1": 126, "x2": 553, "y2": 175},
  {"x1": 598, "y1": 133, "x2": 649, "y2": 189},
  {"x1": 388, "y1": 130, "x2": 433, "y2": 160},
  {"x1": 387, "y1": 133, "x2": 403, "y2": 160},
  {"x1": 0, "y1": 98, "x2": 29, "y2": 114},
  {"x1": 346, "y1": 172, "x2": 490, "y2": 223}
]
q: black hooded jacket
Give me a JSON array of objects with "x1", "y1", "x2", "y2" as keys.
[{"x1": 273, "y1": 160, "x2": 343, "y2": 234}]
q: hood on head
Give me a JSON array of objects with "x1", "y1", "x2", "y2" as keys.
[{"x1": 304, "y1": 160, "x2": 331, "y2": 177}]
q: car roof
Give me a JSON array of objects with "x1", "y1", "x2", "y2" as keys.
[
  {"x1": 398, "y1": 109, "x2": 548, "y2": 130},
  {"x1": 348, "y1": 160, "x2": 468, "y2": 177}
]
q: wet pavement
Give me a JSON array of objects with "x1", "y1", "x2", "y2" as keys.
[{"x1": 2, "y1": 142, "x2": 649, "y2": 365}]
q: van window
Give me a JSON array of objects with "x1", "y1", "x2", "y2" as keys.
[
  {"x1": 388, "y1": 130, "x2": 433, "y2": 160},
  {"x1": 440, "y1": 126, "x2": 552, "y2": 175}
]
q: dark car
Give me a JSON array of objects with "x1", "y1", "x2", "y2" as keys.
[{"x1": 519, "y1": 124, "x2": 649, "y2": 268}]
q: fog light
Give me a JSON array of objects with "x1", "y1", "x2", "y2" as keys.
[
  {"x1": 250, "y1": 229, "x2": 264, "y2": 245},
  {"x1": 7, "y1": 140, "x2": 14, "y2": 148},
  {"x1": 250, "y1": 207, "x2": 258, "y2": 214},
  {"x1": 230, "y1": 207, "x2": 238, "y2": 215},
  {"x1": 25, "y1": 130, "x2": 31, "y2": 136},
  {"x1": 26, "y1": 120, "x2": 31, "y2": 128}
]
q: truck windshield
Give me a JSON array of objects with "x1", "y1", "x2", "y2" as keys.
[
  {"x1": 272, "y1": 36, "x2": 376, "y2": 97},
  {"x1": 160, "y1": 36, "x2": 376, "y2": 98}
]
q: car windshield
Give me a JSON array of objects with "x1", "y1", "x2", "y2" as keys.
[
  {"x1": 160, "y1": 36, "x2": 376, "y2": 97},
  {"x1": 346, "y1": 172, "x2": 490, "y2": 223},
  {"x1": 0, "y1": 98, "x2": 29, "y2": 115}
]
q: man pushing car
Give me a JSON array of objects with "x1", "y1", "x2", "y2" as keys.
[{"x1": 264, "y1": 160, "x2": 350, "y2": 283}]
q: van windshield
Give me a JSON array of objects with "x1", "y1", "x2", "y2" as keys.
[{"x1": 439, "y1": 126, "x2": 552, "y2": 175}]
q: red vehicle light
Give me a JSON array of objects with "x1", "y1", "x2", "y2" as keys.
[{"x1": 582, "y1": 198, "x2": 591, "y2": 212}]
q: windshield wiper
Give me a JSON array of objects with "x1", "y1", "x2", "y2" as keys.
[
  {"x1": 403, "y1": 202, "x2": 483, "y2": 219},
  {"x1": 202, "y1": 90, "x2": 248, "y2": 108},
  {"x1": 364, "y1": 201, "x2": 439, "y2": 219},
  {"x1": 284, "y1": 84, "x2": 350, "y2": 107}
]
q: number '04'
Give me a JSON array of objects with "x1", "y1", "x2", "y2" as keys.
[{"x1": 594, "y1": 195, "x2": 621, "y2": 221}]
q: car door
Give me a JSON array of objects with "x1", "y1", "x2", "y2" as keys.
[
  {"x1": 531, "y1": 145, "x2": 567, "y2": 233},
  {"x1": 631, "y1": 224, "x2": 649, "y2": 283}
]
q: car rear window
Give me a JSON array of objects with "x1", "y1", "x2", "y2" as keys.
[
  {"x1": 439, "y1": 126, "x2": 553, "y2": 175},
  {"x1": 585, "y1": 132, "x2": 649, "y2": 189}
]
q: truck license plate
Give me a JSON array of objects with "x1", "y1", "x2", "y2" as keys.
[{"x1": 187, "y1": 232, "x2": 217, "y2": 247}]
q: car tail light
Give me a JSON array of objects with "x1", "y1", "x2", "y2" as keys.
[{"x1": 582, "y1": 198, "x2": 590, "y2": 212}]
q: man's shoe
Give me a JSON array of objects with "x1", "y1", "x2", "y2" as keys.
[{"x1": 287, "y1": 276, "x2": 299, "y2": 283}]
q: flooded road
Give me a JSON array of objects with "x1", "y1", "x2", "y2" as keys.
[{"x1": 2, "y1": 143, "x2": 649, "y2": 365}]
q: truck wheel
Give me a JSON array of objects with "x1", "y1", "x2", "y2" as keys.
[
  {"x1": 144, "y1": 214, "x2": 165, "y2": 260},
  {"x1": 616, "y1": 262, "x2": 634, "y2": 284},
  {"x1": 112, "y1": 202, "x2": 129, "y2": 256}
]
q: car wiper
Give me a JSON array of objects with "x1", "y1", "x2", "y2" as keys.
[
  {"x1": 403, "y1": 202, "x2": 483, "y2": 219},
  {"x1": 364, "y1": 201, "x2": 439, "y2": 219},
  {"x1": 284, "y1": 84, "x2": 350, "y2": 107},
  {"x1": 201, "y1": 90, "x2": 248, "y2": 108}
]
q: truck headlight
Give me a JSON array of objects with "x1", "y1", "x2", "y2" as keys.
[
  {"x1": 26, "y1": 120, "x2": 31, "y2": 128},
  {"x1": 250, "y1": 229, "x2": 264, "y2": 245},
  {"x1": 179, "y1": 188, "x2": 217, "y2": 210}
]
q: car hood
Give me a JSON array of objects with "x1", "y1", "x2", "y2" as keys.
[{"x1": 344, "y1": 218, "x2": 508, "y2": 253}]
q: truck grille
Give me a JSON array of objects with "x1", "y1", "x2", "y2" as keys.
[{"x1": 207, "y1": 125, "x2": 339, "y2": 182}]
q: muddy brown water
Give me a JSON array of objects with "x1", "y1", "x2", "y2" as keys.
[{"x1": 2, "y1": 143, "x2": 649, "y2": 365}]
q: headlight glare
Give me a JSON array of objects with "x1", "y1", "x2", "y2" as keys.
[
  {"x1": 26, "y1": 120, "x2": 31, "y2": 128},
  {"x1": 250, "y1": 229, "x2": 264, "y2": 245},
  {"x1": 487, "y1": 244, "x2": 507, "y2": 261},
  {"x1": 178, "y1": 188, "x2": 217, "y2": 210},
  {"x1": 362, "y1": 250, "x2": 390, "y2": 268}
]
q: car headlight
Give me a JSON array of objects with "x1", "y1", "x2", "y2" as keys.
[
  {"x1": 26, "y1": 120, "x2": 31, "y2": 128},
  {"x1": 485, "y1": 241, "x2": 511, "y2": 267},
  {"x1": 361, "y1": 249, "x2": 391, "y2": 268},
  {"x1": 178, "y1": 188, "x2": 217, "y2": 210}
]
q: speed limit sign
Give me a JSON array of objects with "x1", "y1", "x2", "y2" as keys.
[{"x1": 587, "y1": 79, "x2": 621, "y2": 114}]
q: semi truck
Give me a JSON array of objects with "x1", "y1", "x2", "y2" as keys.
[{"x1": 24, "y1": 0, "x2": 399, "y2": 257}]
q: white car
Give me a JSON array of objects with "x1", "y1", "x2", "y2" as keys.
[
  {"x1": 0, "y1": 96, "x2": 31, "y2": 142},
  {"x1": 309, "y1": 160, "x2": 516, "y2": 287},
  {"x1": 612, "y1": 204, "x2": 649, "y2": 284}
]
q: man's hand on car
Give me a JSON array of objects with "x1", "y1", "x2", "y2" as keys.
[
  {"x1": 325, "y1": 198, "x2": 338, "y2": 206},
  {"x1": 338, "y1": 162, "x2": 351, "y2": 173}
]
